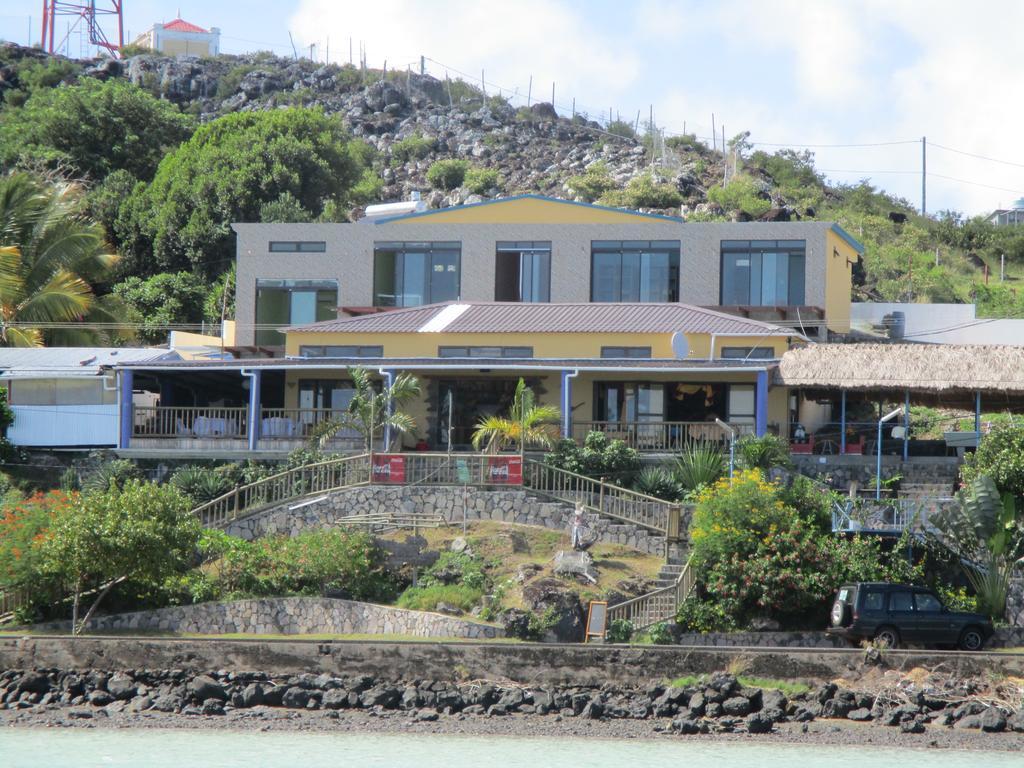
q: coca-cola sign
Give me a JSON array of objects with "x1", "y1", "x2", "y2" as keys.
[
  {"x1": 371, "y1": 454, "x2": 406, "y2": 483},
  {"x1": 487, "y1": 456, "x2": 522, "y2": 485}
]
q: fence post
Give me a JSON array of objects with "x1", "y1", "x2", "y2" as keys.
[
  {"x1": 666, "y1": 504, "x2": 680, "y2": 540},
  {"x1": 598, "y1": 477, "x2": 605, "y2": 513}
]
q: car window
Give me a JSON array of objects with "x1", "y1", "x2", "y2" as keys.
[
  {"x1": 837, "y1": 587, "x2": 852, "y2": 603},
  {"x1": 915, "y1": 593, "x2": 942, "y2": 612},
  {"x1": 889, "y1": 591, "x2": 914, "y2": 611},
  {"x1": 863, "y1": 591, "x2": 884, "y2": 611}
]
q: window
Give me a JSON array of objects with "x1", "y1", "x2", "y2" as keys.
[
  {"x1": 495, "y1": 242, "x2": 551, "y2": 302},
  {"x1": 299, "y1": 345, "x2": 383, "y2": 358},
  {"x1": 255, "y1": 279, "x2": 338, "y2": 346},
  {"x1": 268, "y1": 241, "x2": 327, "y2": 253},
  {"x1": 720, "y1": 240, "x2": 806, "y2": 306},
  {"x1": 915, "y1": 593, "x2": 942, "y2": 612},
  {"x1": 374, "y1": 242, "x2": 461, "y2": 307},
  {"x1": 7, "y1": 378, "x2": 116, "y2": 406},
  {"x1": 719, "y1": 346, "x2": 777, "y2": 360},
  {"x1": 594, "y1": 382, "x2": 664, "y2": 423},
  {"x1": 438, "y1": 346, "x2": 534, "y2": 358},
  {"x1": 863, "y1": 591, "x2": 885, "y2": 611},
  {"x1": 727, "y1": 384, "x2": 755, "y2": 426},
  {"x1": 601, "y1": 347, "x2": 652, "y2": 359},
  {"x1": 591, "y1": 241, "x2": 680, "y2": 302},
  {"x1": 889, "y1": 591, "x2": 914, "y2": 611}
]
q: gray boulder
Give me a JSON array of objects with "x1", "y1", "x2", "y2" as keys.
[{"x1": 188, "y1": 675, "x2": 226, "y2": 702}]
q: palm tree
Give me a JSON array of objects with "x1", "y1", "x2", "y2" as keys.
[
  {"x1": 312, "y1": 366, "x2": 422, "y2": 451},
  {"x1": 0, "y1": 172, "x2": 127, "y2": 347},
  {"x1": 471, "y1": 378, "x2": 561, "y2": 453}
]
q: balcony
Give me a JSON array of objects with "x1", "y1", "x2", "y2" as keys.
[{"x1": 571, "y1": 420, "x2": 754, "y2": 452}]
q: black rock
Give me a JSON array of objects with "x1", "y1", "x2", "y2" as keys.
[
  {"x1": 150, "y1": 694, "x2": 181, "y2": 713},
  {"x1": 815, "y1": 683, "x2": 838, "y2": 704},
  {"x1": 847, "y1": 708, "x2": 872, "y2": 721},
  {"x1": 762, "y1": 689, "x2": 787, "y2": 712},
  {"x1": 981, "y1": 708, "x2": 1007, "y2": 733},
  {"x1": 67, "y1": 708, "x2": 93, "y2": 719},
  {"x1": 580, "y1": 701, "x2": 604, "y2": 720},
  {"x1": 361, "y1": 685, "x2": 400, "y2": 709},
  {"x1": 106, "y1": 674, "x2": 136, "y2": 701},
  {"x1": 188, "y1": 675, "x2": 226, "y2": 702},
  {"x1": 415, "y1": 710, "x2": 439, "y2": 722},
  {"x1": 240, "y1": 683, "x2": 264, "y2": 708},
  {"x1": 201, "y1": 698, "x2": 225, "y2": 716},
  {"x1": 283, "y1": 687, "x2": 311, "y2": 709},
  {"x1": 262, "y1": 685, "x2": 285, "y2": 707},
  {"x1": 747, "y1": 712, "x2": 774, "y2": 734},
  {"x1": 673, "y1": 717, "x2": 700, "y2": 735},
  {"x1": 722, "y1": 696, "x2": 752, "y2": 717},
  {"x1": 687, "y1": 692, "x2": 706, "y2": 716},
  {"x1": 322, "y1": 689, "x2": 349, "y2": 710},
  {"x1": 900, "y1": 718, "x2": 926, "y2": 734},
  {"x1": 88, "y1": 691, "x2": 114, "y2": 707},
  {"x1": 17, "y1": 672, "x2": 51, "y2": 695},
  {"x1": 956, "y1": 715, "x2": 982, "y2": 730}
]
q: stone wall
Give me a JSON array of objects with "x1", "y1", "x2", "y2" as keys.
[
  {"x1": 5, "y1": 636, "x2": 1024, "y2": 687},
  {"x1": 789, "y1": 456, "x2": 960, "y2": 491},
  {"x1": 224, "y1": 485, "x2": 673, "y2": 557},
  {"x1": 1007, "y1": 578, "x2": 1024, "y2": 628},
  {"x1": 35, "y1": 597, "x2": 503, "y2": 640}
]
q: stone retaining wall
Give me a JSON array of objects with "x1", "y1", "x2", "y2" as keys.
[
  {"x1": 35, "y1": 597, "x2": 504, "y2": 640},
  {"x1": 224, "y1": 485, "x2": 675, "y2": 557},
  {"x1": 674, "y1": 628, "x2": 1024, "y2": 649}
]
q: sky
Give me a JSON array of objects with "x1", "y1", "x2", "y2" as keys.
[{"x1": 2, "y1": 0, "x2": 1023, "y2": 217}]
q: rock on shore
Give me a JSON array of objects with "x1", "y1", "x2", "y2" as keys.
[{"x1": 3, "y1": 668, "x2": 1024, "y2": 738}]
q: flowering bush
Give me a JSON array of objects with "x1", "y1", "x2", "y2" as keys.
[{"x1": 0, "y1": 490, "x2": 74, "y2": 588}]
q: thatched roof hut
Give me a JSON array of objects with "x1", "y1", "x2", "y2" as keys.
[{"x1": 777, "y1": 344, "x2": 1024, "y2": 396}]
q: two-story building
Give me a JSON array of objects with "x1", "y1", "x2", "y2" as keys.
[{"x1": 232, "y1": 195, "x2": 862, "y2": 351}]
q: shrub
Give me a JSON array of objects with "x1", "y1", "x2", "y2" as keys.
[
  {"x1": 675, "y1": 595, "x2": 739, "y2": 633},
  {"x1": 464, "y1": 167, "x2": 501, "y2": 195},
  {"x1": 600, "y1": 172, "x2": 682, "y2": 210},
  {"x1": 170, "y1": 465, "x2": 233, "y2": 504},
  {"x1": 736, "y1": 434, "x2": 792, "y2": 471},
  {"x1": 566, "y1": 162, "x2": 615, "y2": 203},
  {"x1": 419, "y1": 551, "x2": 488, "y2": 591},
  {"x1": 426, "y1": 159, "x2": 469, "y2": 190},
  {"x1": 82, "y1": 459, "x2": 142, "y2": 492},
  {"x1": 674, "y1": 443, "x2": 724, "y2": 492},
  {"x1": 706, "y1": 174, "x2": 771, "y2": 218},
  {"x1": 390, "y1": 133, "x2": 436, "y2": 165},
  {"x1": 960, "y1": 424, "x2": 1024, "y2": 496},
  {"x1": 646, "y1": 621, "x2": 674, "y2": 645},
  {"x1": 396, "y1": 583, "x2": 483, "y2": 613},
  {"x1": 207, "y1": 528, "x2": 394, "y2": 602},
  {"x1": 605, "y1": 617, "x2": 634, "y2": 643},
  {"x1": 0, "y1": 490, "x2": 75, "y2": 589},
  {"x1": 633, "y1": 466, "x2": 680, "y2": 501},
  {"x1": 543, "y1": 431, "x2": 641, "y2": 483}
]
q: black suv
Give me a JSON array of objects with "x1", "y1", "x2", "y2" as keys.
[{"x1": 827, "y1": 582, "x2": 994, "y2": 651}]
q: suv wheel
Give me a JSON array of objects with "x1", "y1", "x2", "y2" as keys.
[
  {"x1": 873, "y1": 626, "x2": 900, "y2": 649},
  {"x1": 958, "y1": 627, "x2": 984, "y2": 652},
  {"x1": 830, "y1": 599, "x2": 851, "y2": 627}
]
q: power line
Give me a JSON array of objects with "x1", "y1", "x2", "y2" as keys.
[{"x1": 929, "y1": 142, "x2": 1024, "y2": 170}]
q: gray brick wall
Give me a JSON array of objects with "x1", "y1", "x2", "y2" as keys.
[{"x1": 234, "y1": 220, "x2": 836, "y2": 346}]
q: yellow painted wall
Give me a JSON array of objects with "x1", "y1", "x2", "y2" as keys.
[
  {"x1": 389, "y1": 197, "x2": 674, "y2": 225},
  {"x1": 825, "y1": 229, "x2": 857, "y2": 333},
  {"x1": 285, "y1": 330, "x2": 793, "y2": 360},
  {"x1": 159, "y1": 38, "x2": 215, "y2": 57}
]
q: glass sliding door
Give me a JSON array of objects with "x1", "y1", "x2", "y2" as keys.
[
  {"x1": 720, "y1": 240, "x2": 806, "y2": 306},
  {"x1": 374, "y1": 242, "x2": 461, "y2": 307},
  {"x1": 255, "y1": 279, "x2": 338, "y2": 346},
  {"x1": 591, "y1": 241, "x2": 680, "y2": 302},
  {"x1": 495, "y1": 242, "x2": 551, "y2": 302}
]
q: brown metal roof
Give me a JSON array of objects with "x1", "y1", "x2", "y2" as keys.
[{"x1": 287, "y1": 302, "x2": 794, "y2": 336}]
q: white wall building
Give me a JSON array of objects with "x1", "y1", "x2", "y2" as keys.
[
  {"x1": 851, "y1": 302, "x2": 1024, "y2": 345},
  {"x1": 132, "y1": 17, "x2": 220, "y2": 57}
]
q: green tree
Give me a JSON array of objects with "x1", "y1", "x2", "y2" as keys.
[
  {"x1": 961, "y1": 424, "x2": 1024, "y2": 497},
  {"x1": 0, "y1": 78, "x2": 193, "y2": 181},
  {"x1": 471, "y1": 378, "x2": 561, "y2": 453},
  {"x1": 0, "y1": 172, "x2": 128, "y2": 347},
  {"x1": 313, "y1": 366, "x2": 421, "y2": 451},
  {"x1": 126, "y1": 108, "x2": 371, "y2": 273},
  {"x1": 38, "y1": 479, "x2": 199, "y2": 633},
  {"x1": 706, "y1": 174, "x2": 771, "y2": 217},
  {"x1": 566, "y1": 161, "x2": 615, "y2": 203},
  {"x1": 112, "y1": 271, "x2": 209, "y2": 344}
]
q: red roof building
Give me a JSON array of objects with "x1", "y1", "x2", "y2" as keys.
[{"x1": 131, "y1": 16, "x2": 220, "y2": 56}]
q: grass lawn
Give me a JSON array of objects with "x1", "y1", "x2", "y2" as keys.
[{"x1": 668, "y1": 674, "x2": 810, "y2": 695}]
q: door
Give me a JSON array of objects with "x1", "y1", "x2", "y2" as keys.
[
  {"x1": 886, "y1": 589, "x2": 917, "y2": 641},
  {"x1": 913, "y1": 591, "x2": 952, "y2": 645}
]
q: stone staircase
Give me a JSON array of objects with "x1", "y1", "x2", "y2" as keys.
[{"x1": 653, "y1": 559, "x2": 688, "y2": 589}]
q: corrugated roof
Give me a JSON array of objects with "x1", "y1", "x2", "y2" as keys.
[
  {"x1": 288, "y1": 302, "x2": 794, "y2": 337},
  {"x1": 0, "y1": 347, "x2": 179, "y2": 377},
  {"x1": 371, "y1": 194, "x2": 685, "y2": 224},
  {"x1": 163, "y1": 18, "x2": 209, "y2": 33}
]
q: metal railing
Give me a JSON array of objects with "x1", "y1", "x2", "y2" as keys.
[
  {"x1": 572, "y1": 420, "x2": 752, "y2": 452},
  {"x1": 522, "y1": 459, "x2": 681, "y2": 537},
  {"x1": 192, "y1": 453, "x2": 373, "y2": 528},
  {"x1": 830, "y1": 497, "x2": 956, "y2": 534},
  {"x1": 133, "y1": 406, "x2": 248, "y2": 439},
  {"x1": 607, "y1": 557, "x2": 695, "y2": 631},
  {"x1": 258, "y1": 408, "x2": 366, "y2": 443}
]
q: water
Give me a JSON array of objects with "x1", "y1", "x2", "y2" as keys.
[{"x1": 0, "y1": 731, "x2": 1020, "y2": 768}]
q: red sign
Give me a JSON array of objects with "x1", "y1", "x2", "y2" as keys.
[
  {"x1": 487, "y1": 456, "x2": 523, "y2": 485},
  {"x1": 372, "y1": 454, "x2": 406, "y2": 484}
]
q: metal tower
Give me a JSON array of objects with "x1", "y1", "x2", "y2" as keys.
[{"x1": 41, "y1": 1, "x2": 125, "y2": 58}]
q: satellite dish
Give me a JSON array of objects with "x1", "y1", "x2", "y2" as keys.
[{"x1": 670, "y1": 332, "x2": 690, "y2": 359}]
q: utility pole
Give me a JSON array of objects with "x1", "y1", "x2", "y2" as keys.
[
  {"x1": 420, "y1": 55, "x2": 425, "y2": 75},
  {"x1": 481, "y1": 69, "x2": 485, "y2": 96},
  {"x1": 309, "y1": 43, "x2": 314, "y2": 61},
  {"x1": 551, "y1": 81, "x2": 555, "y2": 107},
  {"x1": 349, "y1": 37, "x2": 352, "y2": 65},
  {"x1": 921, "y1": 135, "x2": 927, "y2": 216},
  {"x1": 527, "y1": 75, "x2": 532, "y2": 106},
  {"x1": 711, "y1": 113, "x2": 716, "y2": 151}
]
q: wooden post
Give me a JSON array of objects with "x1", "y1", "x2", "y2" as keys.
[
  {"x1": 666, "y1": 504, "x2": 680, "y2": 541},
  {"x1": 598, "y1": 477, "x2": 605, "y2": 513}
]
